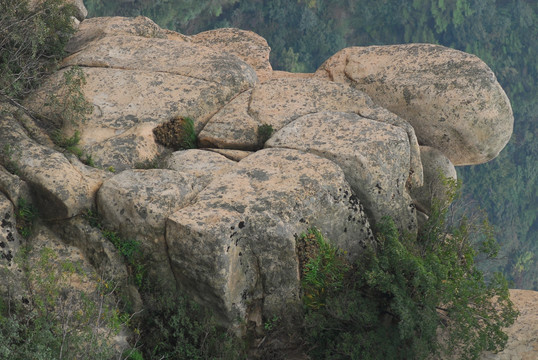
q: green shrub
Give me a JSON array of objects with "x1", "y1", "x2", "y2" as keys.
[
  {"x1": 0, "y1": 0, "x2": 77, "y2": 100},
  {"x1": 140, "y1": 291, "x2": 245, "y2": 360},
  {"x1": 300, "y1": 209, "x2": 518, "y2": 359},
  {"x1": 257, "y1": 123, "x2": 274, "y2": 148},
  {"x1": 15, "y1": 197, "x2": 37, "y2": 239}
]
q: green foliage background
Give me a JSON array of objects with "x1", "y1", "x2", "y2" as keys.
[{"x1": 85, "y1": 0, "x2": 537, "y2": 290}]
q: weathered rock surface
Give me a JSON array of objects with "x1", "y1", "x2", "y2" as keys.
[
  {"x1": 163, "y1": 149, "x2": 236, "y2": 186},
  {"x1": 65, "y1": 16, "x2": 186, "y2": 54},
  {"x1": 0, "y1": 193, "x2": 22, "y2": 272},
  {"x1": 25, "y1": 16, "x2": 260, "y2": 170},
  {"x1": 191, "y1": 28, "x2": 273, "y2": 82},
  {"x1": 97, "y1": 169, "x2": 201, "y2": 287},
  {"x1": 199, "y1": 77, "x2": 423, "y2": 188},
  {"x1": 267, "y1": 111, "x2": 416, "y2": 232},
  {"x1": 0, "y1": 112, "x2": 102, "y2": 220},
  {"x1": 410, "y1": 146, "x2": 457, "y2": 215},
  {"x1": 166, "y1": 148, "x2": 374, "y2": 325},
  {"x1": 315, "y1": 44, "x2": 514, "y2": 165},
  {"x1": 480, "y1": 289, "x2": 538, "y2": 360}
]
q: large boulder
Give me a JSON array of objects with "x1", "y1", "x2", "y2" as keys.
[
  {"x1": 199, "y1": 77, "x2": 423, "y2": 187},
  {"x1": 97, "y1": 169, "x2": 200, "y2": 287},
  {"x1": 25, "y1": 17, "x2": 259, "y2": 170},
  {"x1": 267, "y1": 111, "x2": 417, "y2": 233},
  {"x1": 166, "y1": 148, "x2": 374, "y2": 327},
  {"x1": 96, "y1": 151, "x2": 235, "y2": 287},
  {"x1": 315, "y1": 44, "x2": 514, "y2": 165}
]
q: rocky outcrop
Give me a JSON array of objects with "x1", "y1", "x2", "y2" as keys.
[
  {"x1": 166, "y1": 148, "x2": 374, "y2": 326},
  {"x1": 315, "y1": 44, "x2": 514, "y2": 165},
  {"x1": 0, "y1": 15, "x2": 518, "y2": 348},
  {"x1": 25, "y1": 16, "x2": 259, "y2": 171},
  {"x1": 266, "y1": 111, "x2": 416, "y2": 232}
]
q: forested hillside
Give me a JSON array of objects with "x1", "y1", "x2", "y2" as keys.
[{"x1": 85, "y1": 0, "x2": 537, "y2": 290}]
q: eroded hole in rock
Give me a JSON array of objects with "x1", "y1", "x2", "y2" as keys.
[{"x1": 153, "y1": 116, "x2": 197, "y2": 150}]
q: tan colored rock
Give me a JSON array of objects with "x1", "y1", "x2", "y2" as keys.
[
  {"x1": 191, "y1": 28, "x2": 273, "y2": 82},
  {"x1": 315, "y1": 44, "x2": 514, "y2": 165},
  {"x1": 166, "y1": 148, "x2": 374, "y2": 326},
  {"x1": 410, "y1": 146, "x2": 457, "y2": 215},
  {"x1": 271, "y1": 71, "x2": 314, "y2": 81},
  {"x1": 62, "y1": 35, "x2": 258, "y2": 91},
  {"x1": 199, "y1": 78, "x2": 423, "y2": 187},
  {"x1": 164, "y1": 149, "x2": 235, "y2": 186},
  {"x1": 204, "y1": 148, "x2": 253, "y2": 161},
  {"x1": 26, "y1": 66, "x2": 237, "y2": 170},
  {"x1": 97, "y1": 169, "x2": 209, "y2": 288},
  {"x1": 0, "y1": 193, "x2": 22, "y2": 270},
  {"x1": 0, "y1": 166, "x2": 32, "y2": 206},
  {"x1": 65, "y1": 16, "x2": 182, "y2": 54},
  {"x1": 267, "y1": 111, "x2": 417, "y2": 232},
  {"x1": 0, "y1": 193, "x2": 26, "y2": 305},
  {"x1": 480, "y1": 289, "x2": 538, "y2": 360},
  {"x1": 0, "y1": 113, "x2": 102, "y2": 220}
]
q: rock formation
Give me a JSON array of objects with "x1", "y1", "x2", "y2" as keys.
[{"x1": 1, "y1": 10, "x2": 532, "y2": 359}]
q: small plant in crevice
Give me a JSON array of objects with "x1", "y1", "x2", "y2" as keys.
[
  {"x1": 1, "y1": 144, "x2": 20, "y2": 175},
  {"x1": 138, "y1": 290, "x2": 245, "y2": 360},
  {"x1": 84, "y1": 210, "x2": 146, "y2": 289},
  {"x1": 15, "y1": 197, "x2": 37, "y2": 239},
  {"x1": 257, "y1": 123, "x2": 274, "y2": 148},
  {"x1": 153, "y1": 116, "x2": 198, "y2": 151}
]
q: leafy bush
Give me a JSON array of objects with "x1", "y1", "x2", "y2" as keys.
[
  {"x1": 44, "y1": 66, "x2": 94, "y2": 128},
  {"x1": 0, "y1": 0, "x2": 77, "y2": 100},
  {"x1": 300, "y1": 209, "x2": 518, "y2": 359},
  {"x1": 139, "y1": 291, "x2": 245, "y2": 360}
]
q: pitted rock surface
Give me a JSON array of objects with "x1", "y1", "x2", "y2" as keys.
[
  {"x1": 2, "y1": 16, "x2": 517, "y2": 340},
  {"x1": 315, "y1": 44, "x2": 514, "y2": 165},
  {"x1": 62, "y1": 35, "x2": 258, "y2": 90},
  {"x1": 267, "y1": 111, "x2": 416, "y2": 232},
  {"x1": 199, "y1": 78, "x2": 423, "y2": 187},
  {"x1": 166, "y1": 148, "x2": 374, "y2": 324},
  {"x1": 65, "y1": 16, "x2": 186, "y2": 54}
]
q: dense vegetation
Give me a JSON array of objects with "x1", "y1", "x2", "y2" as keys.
[
  {"x1": 0, "y1": 0, "x2": 77, "y2": 101},
  {"x1": 85, "y1": 0, "x2": 537, "y2": 290},
  {"x1": 295, "y1": 180, "x2": 517, "y2": 359}
]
